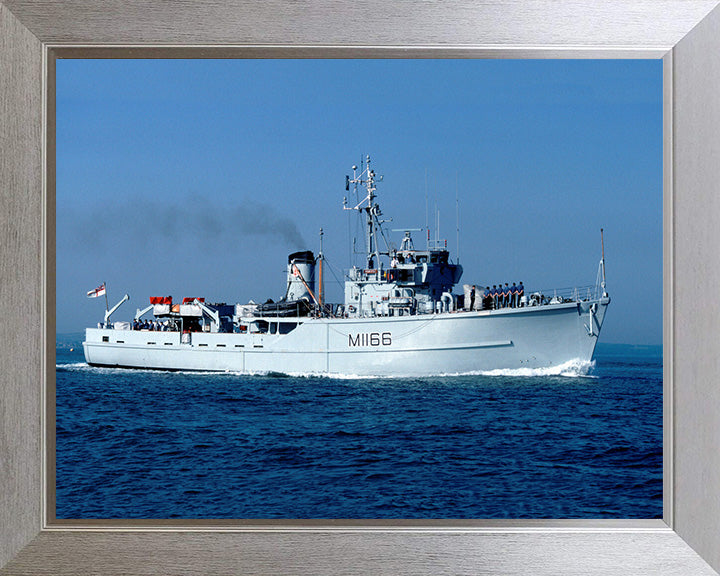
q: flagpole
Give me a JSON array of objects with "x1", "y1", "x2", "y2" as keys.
[{"x1": 104, "y1": 282, "x2": 109, "y2": 312}]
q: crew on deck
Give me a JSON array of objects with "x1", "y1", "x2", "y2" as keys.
[
  {"x1": 478, "y1": 281, "x2": 526, "y2": 310},
  {"x1": 484, "y1": 287, "x2": 493, "y2": 310},
  {"x1": 132, "y1": 319, "x2": 179, "y2": 331}
]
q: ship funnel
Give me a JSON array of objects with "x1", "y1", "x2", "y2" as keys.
[{"x1": 286, "y1": 250, "x2": 315, "y2": 301}]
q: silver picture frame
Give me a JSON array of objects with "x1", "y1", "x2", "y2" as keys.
[{"x1": 2, "y1": 1, "x2": 720, "y2": 574}]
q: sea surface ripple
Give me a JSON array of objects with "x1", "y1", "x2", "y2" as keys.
[{"x1": 55, "y1": 345, "x2": 662, "y2": 519}]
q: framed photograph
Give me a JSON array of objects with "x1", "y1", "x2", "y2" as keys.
[
  {"x1": 2, "y1": 1, "x2": 720, "y2": 574},
  {"x1": 52, "y1": 57, "x2": 662, "y2": 523}
]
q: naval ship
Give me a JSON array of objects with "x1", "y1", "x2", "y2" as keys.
[{"x1": 83, "y1": 156, "x2": 610, "y2": 376}]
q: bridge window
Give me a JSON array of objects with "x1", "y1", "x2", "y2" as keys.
[
  {"x1": 279, "y1": 322, "x2": 297, "y2": 334},
  {"x1": 251, "y1": 320, "x2": 269, "y2": 334}
]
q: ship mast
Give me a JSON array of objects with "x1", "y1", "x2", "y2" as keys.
[
  {"x1": 344, "y1": 155, "x2": 386, "y2": 270},
  {"x1": 318, "y1": 227, "x2": 324, "y2": 309},
  {"x1": 595, "y1": 227, "x2": 608, "y2": 299},
  {"x1": 600, "y1": 228, "x2": 607, "y2": 297}
]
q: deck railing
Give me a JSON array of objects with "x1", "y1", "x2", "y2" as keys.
[{"x1": 526, "y1": 284, "x2": 599, "y2": 305}]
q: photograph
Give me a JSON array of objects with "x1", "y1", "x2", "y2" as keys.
[{"x1": 55, "y1": 58, "x2": 662, "y2": 519}]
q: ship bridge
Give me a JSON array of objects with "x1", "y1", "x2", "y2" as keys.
[{"x1": 344, "y1": 235, "x2": 463, "y2": 318}]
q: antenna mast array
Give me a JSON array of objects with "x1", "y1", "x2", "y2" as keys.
[{"x1": 343, "y1": 155, "x2": 388, "y2": 269}]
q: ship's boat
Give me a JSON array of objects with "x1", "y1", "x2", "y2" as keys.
[
  {"x1": 83, "y1": 156, "x2": 610, "y2": 376},
  {"x1": 254, "y1": 299, "x2": 312, "y2": 318}
]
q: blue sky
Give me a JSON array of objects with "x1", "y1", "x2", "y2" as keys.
[{"x1": 56, "y1": 59, "x2": 662, "y2": 344}]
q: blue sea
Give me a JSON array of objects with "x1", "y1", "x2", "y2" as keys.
[{"x1": 55, "y1": 343, "x2": 662, "y2": 519}]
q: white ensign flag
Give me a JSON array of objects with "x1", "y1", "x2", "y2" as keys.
[{"x1": 87, "y1": 283, "x2": 106, "y2": 298}]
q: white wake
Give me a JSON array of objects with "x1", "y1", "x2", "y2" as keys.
[
  {"x1": 57, "y1": 358, "x2": 596, "y2": 379},
  {"x1": 476, "y1": 358, "x2": 596, "y2": 378}
]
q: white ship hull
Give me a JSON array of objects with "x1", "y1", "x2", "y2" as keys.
[{"x1": 83, "y1": 297, "x2": 609, "y2": 377}]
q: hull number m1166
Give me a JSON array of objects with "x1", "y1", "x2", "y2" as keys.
[{"x1": 349, "y1": 332, "x2": 392, "y2": 347}]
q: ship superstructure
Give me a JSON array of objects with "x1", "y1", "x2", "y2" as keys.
[
  {"x1": 340, "y1": 158, "x2": 463, "y2": 319},
  {"x1": 83, "y1": 156, "x2": 610, "y2": 376}
]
